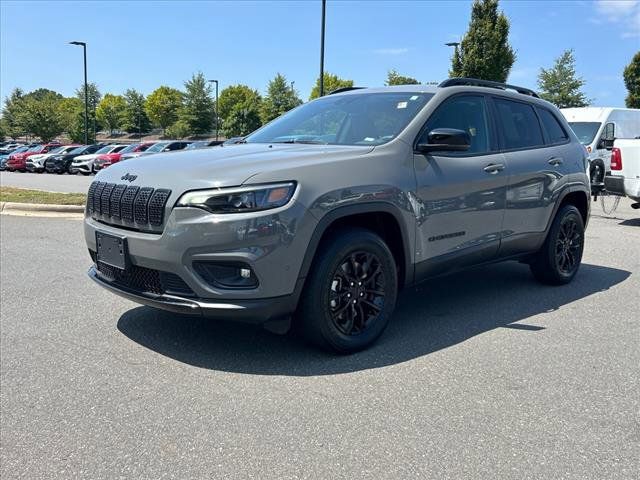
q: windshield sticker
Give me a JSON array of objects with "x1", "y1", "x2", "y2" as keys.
[{"x1": 397, "y1": 101, "x2": 408, "y2": 109}]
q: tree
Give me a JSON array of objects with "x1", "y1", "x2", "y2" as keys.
[
  {"x1": 218, "y1": 84, "x2": 262, "y2": 126},
  {"x1": 309, "y1": 73, "x2": 354, "y2": 99},
  {"x1": 537, "y1": 50, "x2": 590, "y2": 108},
  {"x1": 260, "y1": 73, "x2": 302, "y2": 124},
  {"x1": 1, "y1": 88, "x2": 26, "y2": 139},
  {"x1": 386, "y1": 70, "x2": 420, "y2": 86},
  {"x1": 222, "y1": 105, "x2": 262, "y2": 138},
  {"x1": 121, "y1": 89, "x2": 152, "y2": 135},
  {"x1": 57, "y1": 97, "x2": 85, "y2": 143},
  {"x1": 19, "y1": 91, "x2": 65, "y2": 142},
  {"x1": 179, "y1": 72, "x2": 215, "y2": 135},
  {"x1": 145, "y1": 86, "x2": 183, "y2": 132},
  {"x1": 449, "y1": 0, "x2": 515, "y2": 82},
  {"x1": 75, "y1": 82, "x2": 102, "y2": 139},
  {"x1": 623, "y1": 51, "x2": 640, "y2": 109},
  {"x1": 96, "y1": 94, "x2": 126, "y2": 135},
  {"x1": 165, "y1": 119, "x2": 191, "y2": 139}
]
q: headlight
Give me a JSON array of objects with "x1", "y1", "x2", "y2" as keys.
[{"x1": 176, "y1": 182, "x2": 296, "y2": 214}]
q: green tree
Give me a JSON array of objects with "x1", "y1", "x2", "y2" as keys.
[
  {"x1": 96, "y1": 94, "x2": 126, "y2": 135},
  {"x1": 179, "y1": 72, "x2": 215, "y2": 135},
  {"x1": 1, "y1": 88, "x2": 26, "y2": 139},
  {"x1": 449, "y1": 0, "x2": 515, "y2": 82},
  {"x1": 623, "y1": 51, "x2": 640, "y2": 109},
  {"x1": 222, "y1": 105, "x2": 262, "y2": 138},
  {"x1": 386, "y1": 70, "x2": 420, "y2": 86},
  {"x1": 260, "y1": 73, "x2": 302, "y2": 124},
  {"x1": 218, "y1": 84, "x2": 262, "y2": 126},
  {"x1": 145, "y1": 86, "x2": 183, "y2": 132},
  {"x1": 121, "y1": 89, "x2": 152, "y2": 136},
  {"x1": 75, "y1": 82, "x2": 102, "y2": 139},
  {"x1": 165, "y1": 119, "x2": 191, "y2": 139},
  {"x1": 57, "y1": 97, "x2": 83, "y2": 141},
  {"x1": 538, "y1": 50, "x2": 590, "y2": 108},
  {"x1": 309, "y1": 73, "x2": 354, "y2": 99},
  {"x1": 19, "y1": 91, "x2": 65, "y2": 142}
]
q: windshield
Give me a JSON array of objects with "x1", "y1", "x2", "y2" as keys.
[
  {"x1": 186, "y1": 141, "x2": 208, "y2": 150},
  {"x1": 146, "y1": 142, "x2": 169, "y2": 153},
  {"x1": 568, "y1": 122, "x2": 601, "y2": 145},
  {"x1": 69, "y1": 146, "x2": 87, "y2": 155},
  {"x1": 119, "y1": 144, "x2": 139, "y2": 154},
  {"x1": 49, "y1": 146, "x2": 65, "y2": 154},
  {"x1": 246, "y1": 92, "x2": 434, "y2": 146},
  {"x1": 28, "y1": 145, "x2": 43, "y2": 152},
  {"x1": 13, "y1": 146, "x2": 29, "y2": 153},
  {"x1": 95, "y1": 146, "x2": 115, "y2": 154}
]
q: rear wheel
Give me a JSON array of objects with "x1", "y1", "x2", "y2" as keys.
[
  {"x1": 530, "y1": 205, "x2": 584, "y2": 285},
  {"x1": 298, "y1": 228, "x2": 398, "y2": 353}
]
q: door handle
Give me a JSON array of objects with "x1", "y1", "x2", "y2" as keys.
[
  {"x1": 548, "y1": 157, "x2": 563, "y2": 166},
  {"x1": 483, "y1": 163, "x2": 505, "y2": 174}
]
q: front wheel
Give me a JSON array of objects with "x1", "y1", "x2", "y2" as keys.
[
  {"x1": 298, "y1": 228, "x2": 398, "y2": 353},
  {"x1": 530, "y1": 205, "x2": 585, "y2": 285}
]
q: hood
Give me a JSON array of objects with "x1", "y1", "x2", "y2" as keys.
[
  {"x1": 94, "y1": 143, "x2": 374, "y2": 189},
  {"x1": 73, "y1": 153, "x2": 98, "y2": 162}
]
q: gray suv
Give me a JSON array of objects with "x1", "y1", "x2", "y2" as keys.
[{"x1": 85, "y1": 78, "x2": 590, "y2": 353}]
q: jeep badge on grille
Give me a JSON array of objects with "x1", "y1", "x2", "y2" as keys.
[{"x1": 121, "y1": 173, "x2": 138, "y2": 182}]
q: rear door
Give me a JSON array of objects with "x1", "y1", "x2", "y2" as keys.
[
  {"x1": 493, "y1": 97, "x2": 570, "y2": 256},
  {"x1": 413, "y1": 94, "x2": 508, "y2": 277}
]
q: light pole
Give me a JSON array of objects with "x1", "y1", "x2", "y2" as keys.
[
  {"x1": 69, "y1": 41, "x2": 88, "y2": 145},
  {"x1": 319, "y1": 0, "x2": 326, "y2": 97},
  {"x1": 208, "y1": 79, "x2": 219, "y2": 141}
]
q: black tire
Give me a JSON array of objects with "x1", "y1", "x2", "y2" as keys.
[
  {"x1": 530, "y1": 205, "x2": 585, "y2": 285},
  {"x1": 589, "y1": 160, "x2": 605, "y2": 185},
  {"x1": 298, "y1": 228, "x2": 398, "y2": 353}
]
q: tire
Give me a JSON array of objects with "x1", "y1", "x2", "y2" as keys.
[
  {"x1": 298, "y1": 228, "x2": 398, "y2": 353},
  {"x1": 530, "y1": 205, "x2": 585, "y2": 285},
  {"x1": 589, "y1": 160, "x2": 605, "y2": 185}
]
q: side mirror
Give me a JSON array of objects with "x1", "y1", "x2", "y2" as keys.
[
  {"x1": 416, "y1": 128, "x2": 471, "y2": 153},
  {"x1": 603, "y1": 138, "x2": 615, "y2": 150}
]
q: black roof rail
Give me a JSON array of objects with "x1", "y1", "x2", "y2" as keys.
[
  {"x1": 438, "y1": 77, "x2": 539, "y2": 98},
  {"x1": 328, "y1": 86, "x2": 367, "y2": 95}
]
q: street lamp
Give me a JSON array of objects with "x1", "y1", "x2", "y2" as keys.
[
  {"x1": 208, "y1": 79, "x2": 219, "y2": 141},
  {"x1": 319, "y1": 0, "x2": 326, "y2": 97},
  {"x1": 69, "y1": 41, "x2": 89, "y2": 145}
]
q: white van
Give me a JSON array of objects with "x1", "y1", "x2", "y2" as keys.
[{"x1": 561, "y1": 107, "x2": 640, "y2": 185}]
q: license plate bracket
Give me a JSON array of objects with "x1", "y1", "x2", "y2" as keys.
[{"x1": 96, "y1": 231, "x2": 129, "y2": 270}]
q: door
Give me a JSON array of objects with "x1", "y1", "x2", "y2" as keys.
[
  {"x1": 413, "y1": 94, "x2": 508, "y2": 278},
  {"x1": 493, "y1": 97, "x2": 569, "y2": 256}
]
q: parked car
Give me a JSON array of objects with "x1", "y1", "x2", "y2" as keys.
[
  {"x1": 184, "y1": 140, "x2": 223, "y2": 150},
  {"x1": 69, "y1": 144, "x2": 128, "y2": 175},
  {"x1": 604, "y1": 139, "x2": 640, "y2": 209},
  {"x1": 561, "y1": 107, "x2": 640, "y2": 187},
  {"x1": 120, "y1": 140, "x2": 191, "y2": 161},
  {"x1": 0, "y1": 142, "x2": 26, "y2": 154},
  {"x1": 45, "y1": 144, "x2": 105, "y2": 174},
  {"x1": 0, "y1": 145, "x2": 30, "y2": 170},
  {"x1": 94, "y1": 142, "x2": 156, "y2": 170},
  {"x1": 85, "y1": 78, "x2": 591, "y2": 353},
  {"x1": 26, "y1": 145, "x2": 81, "y2": 173},
  {"x1": 5, "y1": 142, "x2": 62, "y2": 172}
]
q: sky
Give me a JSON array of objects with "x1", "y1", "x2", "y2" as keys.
[{"x1": 1, "y1": 0, "x2": 639, "y2": 107}]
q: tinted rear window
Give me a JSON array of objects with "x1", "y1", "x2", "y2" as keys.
[
  {"x1": 494, "y1": 98, "x2": 544, "y2": 150},
  {"x1": 537, "y1": 108, "x2": 568, "y2": 144}
]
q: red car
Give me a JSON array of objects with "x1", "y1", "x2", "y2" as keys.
[
  {"x1": 6, "y1": 142, "x2": 63, "y2": 172},
  {"x1": 94, "y1": 142, "x2": 155, "y2": 171}
]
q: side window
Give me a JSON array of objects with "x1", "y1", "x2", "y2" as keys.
[
  {"x1": 494, "y1": 98, "x2": 544, "y2": 150},
  {"x1": 421, "y1": 95, "x2": 490, "y2": 154},
  {"x1": 537, "y1": 108, "x2": 568, "y2": 144}
]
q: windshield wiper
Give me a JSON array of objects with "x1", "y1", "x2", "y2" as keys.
[{"x1": 271, "y1": 139, "x2": 327, "y2": 145}]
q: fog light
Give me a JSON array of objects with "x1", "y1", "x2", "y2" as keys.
[{"x1": 193, "y1": 262, "x2": 258, "y2": 289}]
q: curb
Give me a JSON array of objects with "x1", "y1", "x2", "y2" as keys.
[{"x1": 0, "y1": 201, "x2": 85, "y2": 214}]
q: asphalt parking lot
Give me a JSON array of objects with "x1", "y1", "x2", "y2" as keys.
[
  {"x1": 1, "y1": 201, "x2": 639, "y2": 479},
  {"x1": 1, "y1": 171, "x2": 93, "y2": 193}
]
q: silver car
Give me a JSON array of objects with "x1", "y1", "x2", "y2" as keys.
[{"x1": 85, "y1": 78, "x2": 590, "y2": 352}]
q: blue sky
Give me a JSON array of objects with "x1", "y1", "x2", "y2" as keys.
[{"x1": 1, "y1": 0, "x2": 638, "y2": 106}]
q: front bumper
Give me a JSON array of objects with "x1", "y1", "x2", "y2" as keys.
[
  {"x1": 88, "y1": 266, "x2": 296, "y2": 322},
  {"x1": 70, "y1": 161, "x2": 92, "y2": 173}
]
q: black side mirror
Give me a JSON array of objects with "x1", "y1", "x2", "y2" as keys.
[{"x1": 416, "y1": 128, "x2": 471, "y2": 153}]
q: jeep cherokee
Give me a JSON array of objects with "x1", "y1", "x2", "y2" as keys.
[{"x1": 84, "y1": 78, "x2": 590, "y2": 353}]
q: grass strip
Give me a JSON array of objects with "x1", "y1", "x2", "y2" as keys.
[{"x1": 0, "y1": 187, "x2": 86, "y2": 206}]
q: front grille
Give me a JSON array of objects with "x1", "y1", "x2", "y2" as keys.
[
  {"x1": 96, "y1": 261, "x2": 194, "y2": 297},
  {"x1": 87, "y1": 181, "x2": 171, "y2": 231}
]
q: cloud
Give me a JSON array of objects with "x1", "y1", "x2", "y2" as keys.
[
  {"x1": 372, "y1": 48, "x2": 409, "y2": 55},
  {"x1": 592, "y1": 0, "x2": 640, "y2": 37}
]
